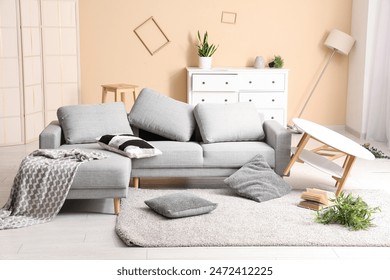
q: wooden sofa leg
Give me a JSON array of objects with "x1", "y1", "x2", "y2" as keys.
[
  {"x1": 114, "y1": 198, "x2": 120, "y2": 215},
  {"x1": 133, "y1": 177, "x2": 140, "y2": 189}
]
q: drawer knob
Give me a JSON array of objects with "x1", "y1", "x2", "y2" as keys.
[
  {"x1": 272, "y1": 81, "x2": 275, "y2": 84},
  {"x1": 202, "y1": 81, "x2": 205, "y2": 84},
  {"x1": 271, "y1": 116, "x2": 274, "y2": 119},
  {"x1": 249, "y1": 81, "x2": 252, "y2": 84},
  {"x1": 249, "y1": 99, "x2": 252, "y2": 102},
  {"x1": 224, "y1": 99, "x2": 228, "y2": 102},
  {"x1": 201, "y1": 99, "x2": 205, "y2": 102},
  {"x1": 225, "y1": 82, "x2": 229, "y2": 85},
  {"x1": 272, "y1": 99, "x2": 275, "y2": 102}
]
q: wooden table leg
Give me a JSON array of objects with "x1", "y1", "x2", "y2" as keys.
[
  {"x1": 132, "y1": 89, "x2": 137, "y2": 103},
  {"x1": 121, "y1": 91, "x2": 126, "y2": 104},
  {"x1": 102, "y1": 88, "x2": 107, "y2": 103},
  {"x1": 114, "y1": 89, "x2": 118, "y2": 102},
  {"x1": 335, "y1": 155, "x2": 356, "y2": 196},
  {"x1": 283, "y1": 133, "x2": 311, "y2": 176}
]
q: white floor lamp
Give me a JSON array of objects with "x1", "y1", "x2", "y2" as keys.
[{"x1": 288, "y1": 29, "x2": 355, "y2": 133}]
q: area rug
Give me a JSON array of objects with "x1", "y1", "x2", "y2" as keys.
[{"x1": 115, "y1": 188, "x2": 390, "y2": 247}]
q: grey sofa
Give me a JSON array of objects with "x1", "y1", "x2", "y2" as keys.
[
  {"x1": 39, "y1": 89, "x2": 291, "y2": 214},
  {"x1": 131, "y1": 121, "x2": 290, "y2": 181}
]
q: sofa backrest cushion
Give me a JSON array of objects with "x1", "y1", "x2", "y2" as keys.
[
  {"x1": 194, "y1": 102, "x2": 265, "y2": 144},
  {"x1": 128, "y1": 88, "x2": 195, "y2": 142},
  {"x1": 57, "y1": 102, "x2": 133, "y2": 144}
]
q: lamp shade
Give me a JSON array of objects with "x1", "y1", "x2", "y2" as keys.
[{"x1": 324, "y1": 29, "x2": 355, "y2": 55}]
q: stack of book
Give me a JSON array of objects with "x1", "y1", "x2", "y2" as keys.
[{"x1": 298, "y1": 188, "x2": 334, "y2": 210}]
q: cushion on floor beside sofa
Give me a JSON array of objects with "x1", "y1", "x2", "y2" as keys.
[
  {"x1": 144, "y1": 192, "x2": 217, "y2": 218},
  {"x1": 128, "y1": 88, "x2": 196, "y2": 142}
]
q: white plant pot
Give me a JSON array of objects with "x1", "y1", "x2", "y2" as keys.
[{"x1": 198, "y1": 56, "x2": 212, "y2": 69}]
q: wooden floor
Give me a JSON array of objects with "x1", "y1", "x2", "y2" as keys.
[{"x1": 1, "y1": 129, "x2": 390, "y2": 260}]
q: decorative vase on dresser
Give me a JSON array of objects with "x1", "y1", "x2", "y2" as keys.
[{"x1": 186, "y1": 67, "x2": 289, "y2": 126}]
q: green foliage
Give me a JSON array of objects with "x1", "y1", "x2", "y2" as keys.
[
  {"x1": 315, "y1": 192, "x2": 381, "y2": 231},
  {"x1": 197, "y1": 31, "x2": 218, "y2": 57},
  {"x1": 272, "y1": 55, "x2": 284, "y2": 68},
  {"x1": 362, "y1": 143, "x2": 390, "y2": 159}
]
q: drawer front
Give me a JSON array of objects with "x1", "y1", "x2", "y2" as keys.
[
  {"x1": 192, "y1": 74, "x2": 238, "y2": 92},
  {"x1": 239, "y1": 92, "x2": 286, "y2": 108},
  {"x1": 191, "y1": 92, "x2": 239, "y2": 105},
  {"x1": 260, "y1": 109, "x2": 284, "y2": 124},
  {"x1": 239, "y1": 73, "x2": 285, "y2": 91}
]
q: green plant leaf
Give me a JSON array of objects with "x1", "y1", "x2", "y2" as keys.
[
  {"x1": 315, "y1": 192, "x2": 380, "y2": 231},
  {"x1": 196, "y1": 31, "x2": 218, "y2": 57},
  {"x1": 362, "y1": 143, "x2": 390, "y2": 159}
]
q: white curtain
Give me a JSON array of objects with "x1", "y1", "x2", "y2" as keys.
[{"x1": 365, "y1": 0, "x2": 390, "y2": 148}]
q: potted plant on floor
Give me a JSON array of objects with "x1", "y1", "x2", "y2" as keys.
[
  {"x1": 315, "y1": 192, "x2": 381, "y2": 231},
  {"x1": 196, "y1": 31, "x2": 218, "y2": 69}
]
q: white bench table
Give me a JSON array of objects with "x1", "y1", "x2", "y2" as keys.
[{"x1": 284, "y1": 118, "x2": 374, "y2": 196}]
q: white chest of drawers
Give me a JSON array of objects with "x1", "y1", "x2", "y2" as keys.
[{"x1": 186, "y1": 67, "x2": 289, "y2": 126}]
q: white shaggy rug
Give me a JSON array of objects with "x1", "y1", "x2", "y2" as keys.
[{"x1": 115, "y1": 188, "x2": 390, "y2": 247}]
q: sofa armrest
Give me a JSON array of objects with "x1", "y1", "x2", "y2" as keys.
[
  {"x1": 263, "y1": 120, "x2": 291, "y2": 176},
  {"x1": 39, "y1": 120, "x2": 64, "y2": 149}
]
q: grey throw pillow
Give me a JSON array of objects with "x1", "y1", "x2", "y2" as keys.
[
  {"x1": 194, "y1": 102, "x2": 265, "y2": 144},
  {"x1": 57, "y1": 102, "x2": 133, "y2": 144},
  {"x1": 144, "y1": 192, "x2": 217, "y2": 218},
  {"x1": 128, "y1": 88, "x2": 195, "y2": 142},
  {"x1": 224, "y1": 154, "x2": 291, "y2": 202}
]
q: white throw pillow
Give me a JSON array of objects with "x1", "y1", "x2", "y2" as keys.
[{"x1": 97, "y1": 134, "x2": 162, "y2": 159}]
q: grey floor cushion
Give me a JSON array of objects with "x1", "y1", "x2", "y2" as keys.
[
  {"x1": 224, "y1": 154, "x2": 291, "y2": 202},
  {"x1": 144, "y1": 192, "x2": 217, "y2": 218}
]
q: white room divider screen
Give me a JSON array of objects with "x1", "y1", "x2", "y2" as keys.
[{"x1": 0, "y1": 0, "x2": 79, "y2": 146}]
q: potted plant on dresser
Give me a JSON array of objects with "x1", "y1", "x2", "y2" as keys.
[{"x1": 197, "y1": 31, "x2": 218, "y2": 69}]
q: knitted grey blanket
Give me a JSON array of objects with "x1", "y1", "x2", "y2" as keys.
[{"x1": 0, "y1": 149, "x2": 107, "y2": 230}]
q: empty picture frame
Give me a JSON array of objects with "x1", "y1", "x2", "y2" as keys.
[
  {"x1": 221, "y1": 11, "x2": 237, "y2": 24},
  {"x1": 133, "y1": 17, "x2": 170, "y2": 55}
]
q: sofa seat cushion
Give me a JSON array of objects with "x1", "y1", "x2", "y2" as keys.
[
  {"x1": 59, "y1": 143, "x2": 131, "y2": 190},
  {"x1": 201, "y1": 142, "x2": 275, "y2": 168},
  {"x1": 132, "y1": 141, "x2": 203, "y2": 169}
]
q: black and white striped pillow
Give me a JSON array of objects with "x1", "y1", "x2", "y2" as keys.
[{"x1": 97, "y1": 134, "x2": 162, "y2": 159}]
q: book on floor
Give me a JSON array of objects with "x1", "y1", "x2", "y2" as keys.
[
  {"x1": 298, "y1": 188, "x2": 335, "y2": 210},
  {"x1": 298, "y1": 200, "x2": 328, "y2": 211}
]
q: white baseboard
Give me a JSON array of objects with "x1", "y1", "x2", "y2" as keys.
[{"x1": 345, "y1": 125, "x2": 366, "y2": 140}]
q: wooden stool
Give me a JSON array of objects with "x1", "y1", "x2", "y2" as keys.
[{"x1": 101, "y1": 84, "x2": 138, "y2": 105}]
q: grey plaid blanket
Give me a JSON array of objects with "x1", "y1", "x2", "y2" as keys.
[{"x1": 0, "y1": 149, "x2": 107, "y2": 230}]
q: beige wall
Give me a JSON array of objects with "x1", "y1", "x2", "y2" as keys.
[{"x1": 79, "y1": 0, "x2": 352, "y2": 125}]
